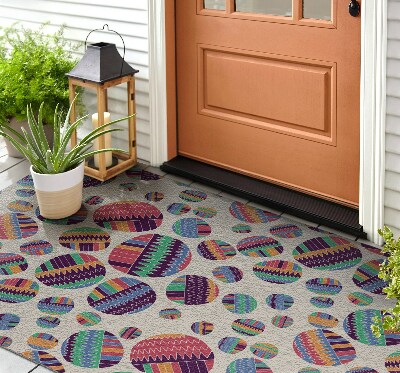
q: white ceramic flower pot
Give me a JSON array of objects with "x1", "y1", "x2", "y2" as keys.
[{"x1": 30, "y1": 162, "x2": 84, "y2": 219}]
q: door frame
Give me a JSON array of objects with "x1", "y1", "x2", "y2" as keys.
[{"x1": 148, "y1": 0, "x2": 387, "y2": 244}]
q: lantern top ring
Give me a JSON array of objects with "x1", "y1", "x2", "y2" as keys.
[{"x1": 85, "y1": 24, "x2": 126, "y2": 77}]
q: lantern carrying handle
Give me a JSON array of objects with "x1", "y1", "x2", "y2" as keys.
[{"x1": 85, "y1": 24, "x2": 126, "y2": 77}]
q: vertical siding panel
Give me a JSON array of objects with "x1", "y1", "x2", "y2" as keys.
[
  {"x1": 385, "y1": 0, "x2": 400, "y2": 234},
  {"x1": 0, "y1": 0, "x2": 150, "y2": 161}
]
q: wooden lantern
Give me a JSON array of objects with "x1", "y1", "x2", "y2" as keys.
[{"x1": 66, "y1": 25, "x2": 139, "y2": 181}]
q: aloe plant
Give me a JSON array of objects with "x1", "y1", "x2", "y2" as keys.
[{"x1": 0, "y1": 97, "x2": 129, "y2": 174}]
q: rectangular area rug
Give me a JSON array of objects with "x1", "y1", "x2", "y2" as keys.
[{"x1": 0, "y1": 165, "x2": 398, "y2": 373}]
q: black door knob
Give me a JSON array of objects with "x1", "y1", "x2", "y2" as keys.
[{"x1": 349, "y1": 0, "x2": 360, "y2": 17}]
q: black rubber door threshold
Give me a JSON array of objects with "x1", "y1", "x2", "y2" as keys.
[{"x1": 161, "y1": 156, "x2": 366, "y2": 239}]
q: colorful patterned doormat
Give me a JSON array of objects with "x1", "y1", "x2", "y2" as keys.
[{"x1": 0, "y1": 166, "x2": 398, "y2": 373}]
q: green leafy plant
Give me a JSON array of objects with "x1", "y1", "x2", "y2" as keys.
[
  {"x1": 371, "y1": 226, "x2": 400, "y2": 336},
  {"x1": 0, "y1": 23, "x2": 81, "y2": 126},
  {"x1": 0, "y1": 97, "x2": 130, "y2": 174}
]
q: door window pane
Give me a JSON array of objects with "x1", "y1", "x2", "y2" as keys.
[
  {"x1": 204, "y1": 0, "x2": 226, "y2": 11},
  {"x1": 303, "y1": 0, "x2": 331, "y2": 20},
  {"x1": 235, "y1": 0, "x2": 292, "y2": 17}
]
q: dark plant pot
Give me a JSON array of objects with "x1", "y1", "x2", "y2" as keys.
[{"x1": 4, "y1": 117, "x2": 54, "y2": 158}]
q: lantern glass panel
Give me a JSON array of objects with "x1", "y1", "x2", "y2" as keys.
[
  {"x1": 74, "y1": 89, "x2": 95, "y2": 149},
  {"x1": 105, "y1": 84, "x2": 130, "y2": 156}
]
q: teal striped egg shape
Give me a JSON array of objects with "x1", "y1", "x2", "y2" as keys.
[
  {"x1": 119, "y1": 327, "x2": 142, "y2": 340},
  {"x1": 308, "y1": 312, "x2": 339, "y2": 328},
  {"x1": 166, "y1": 275, "x2": 219, "y2": 305},
  {"x1": 222, "y1": 293, "x2": 257, "y2": 314},
  {"x1": 38, "y1": 297, "x2": 74, "y2": 315},
  {"x1": 191, "y1": 321, "x2": 214, "y2": 335},
  {"x1": 269, "y1": 223, "x2": 303, "y2": 238},
  {"x1": 61, "y1": 330, "x2": 124, "y2": 368},
  {"x1": 21, "y1": 350, "x2": 65, "y2": 372},
  {"x1": 179, "y1": 190, "x2": 207, "y2": 202},
  {"x1": 305, "y1": 278, "x2": 342, "y2": 295},
  {"x1": 193, "y1": 207, "x2": 217, "y2": 218},
  {"x1": 293, "y1": 236, "x2": 362, "y2": 271},
  {"x1": 58, "y1": 227, "x2": 111, "y2": 252},
  {"x1": 212, "y1": 266, "x2": 243, "y2": 283},
  {"x1": 0, "y1": 278, "x2": 39, "y2": 303},
  {"x1": 76, "y1": 312, "x2": 101, "y2": 326},
  {"x1": 36, "y1": 316, "x2": 60, "y2": 329},
  {"x1": 250, "y1": 342, "x2": 278, "y2": 359},
  {"x1": 348, "y1": 292, "x2": 373, "y2": 306},
  {"x1": 218, "y1": 337, "x2": 247, "y2": 354},
  {"x1": 253, "y1": 260, "x2": 302, "y2": 284},
  {"x1": 231, "y1": 319, "x2": 265, "y2": 336},
  {"x1": 293, "y1": 329, "x2": 356, "y2": 366},
  {"x1": 226, "y1": 358, "x2": 273, "y2": 372},
  {"x1": 344, "y1": 309, "x2": 400, "y2": 346},
  {"x1": 271, "y1": 315, "x2": 294, "y2": 328},
  {"x1": 7, "y1": 200, "x2": 33, "y2": 213},
  {"x1": 159, "y1": 308, "x2": 181, "y2": 320},
  {"x1": 237, "y1": 236, "x2": 283, "y2": 258},
  {"x1": 167, "y1": 203, "x2": 191, "y2": 215},
  {"x1": 20, "y1": 240, "x2": 53, "y2": 256},
  {"x1": 27, "y1": 333, "x2": 58, "y2": 350},
  {"x1": 35, "y1": 253, "x2": 106, "y2": 289},
  {"x1": 0, "y1": 336, "x2": 12, "y2": 348},
  {"x1": 0, "y1": 313, "x2": 20, "y2": 330},
  {"x1": 0, "y1": 253, "x2": 28, "y2": 275},
  {"x1": 310, "y1": 296, "x2": 334, "y2": 308},
  {"x1": 266, "y1": 294, "x2": 294, "y2": 310},
  {"x1": 173, "y1": 218, "x2": 211, "y2": 238},
  {"x1": 87, "y1": 277, "x2": 157, "y2": 315}
]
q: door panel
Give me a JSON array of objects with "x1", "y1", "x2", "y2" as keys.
[
  {"x1": 176, "y1": 0, "x2": 361, "y2": 206},
  {"x1": 199, "y1": 45, "x2": 335, "y2": 144}
]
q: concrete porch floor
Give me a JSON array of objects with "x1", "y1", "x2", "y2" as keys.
[{"x1": 0, "y1": 137, "x2": 372, "y2": 373}]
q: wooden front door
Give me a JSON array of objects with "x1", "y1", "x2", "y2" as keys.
[{"x1": 176, "y1": 0, "x2": 361, "y2": 206}]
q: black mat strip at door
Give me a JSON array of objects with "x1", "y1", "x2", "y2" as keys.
[{"x1": 161, "y1": 156, "x2": 366, "y2": 239}]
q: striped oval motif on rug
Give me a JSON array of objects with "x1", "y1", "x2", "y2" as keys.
[
  {"x1": 93, "y1": 202, "x2": 163, "y2": 232},
  {"x1": 87, "y1": 277, "x2": 156, "y2": 315},
  {"x1": 253, "y1": 260, "x2": 303, "y2": 284},
  {"x1": 226, "y1": 358, "x2": 273, "y2": 372},
  {"x1": 166, "y1": 275, "x2": 219, "y2": 305},
  {"x1": 293, "y1": 236, "x2": 362, "y2": 271},
  {"x1": 344, "y1": 309, "x2": 400, "y2": 346},
  {"x1": 130, "y1": 334, "x2": 214, "y2": 372},
  {"x1": 22, "y1": 350, "x2": 65, "y2": 372},
  {"x1": 35, "y1": 253, "x2": 106, "y2": 289},
  {"x1": 61, "y1": 330, "x2": 124, "y2": 368},
  {"x1": 231, "y1": 319, "x2": 265, "y2": 336},
  {"x1": 293, "y1": 329, "x2": 356, "y2": 366},
  {"x1": 59, "y1": 227, "x2": 111, "y2": 252},
  {"x1": 0, "y1": 278, "x2": 39, "y2": 303},
  {"x1": 109, "y1": 234, "x2": 191, "y2": 277}
]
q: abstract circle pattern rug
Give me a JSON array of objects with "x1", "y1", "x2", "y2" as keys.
[{"x1": 0, "y1": 165, "x2": 396, "y2": 373}]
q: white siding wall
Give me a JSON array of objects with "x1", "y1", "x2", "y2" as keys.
[
  {"x1": 0, "y1": 0, "x2": 151, "y2": 161},
  {"x1": 385, "y1": 0, "x2": 400, "y2": 237}
]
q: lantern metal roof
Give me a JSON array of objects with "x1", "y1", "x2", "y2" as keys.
[{"x1": 66, "y1": 42, "x2": 138, "y2": 84}]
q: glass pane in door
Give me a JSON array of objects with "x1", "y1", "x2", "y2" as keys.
[
  {"x1": 303, "y1": 0, "x2": 331, "y2": 20},
  {"x1": 204, "y1": 0, "x2": 226, "y2": 10},
  {"x1": 235, "y1": 0, "x2": 292, "y2": 17}
]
